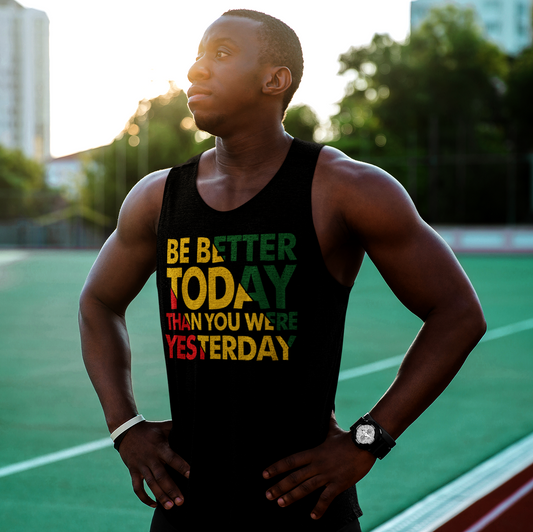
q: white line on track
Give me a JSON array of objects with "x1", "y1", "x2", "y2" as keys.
[
  {"x1": 338, "y1": 317, "x2": 533, "y2": 382},
  {"x1": 370, "y1": 431, "x2": 533, "y2": 532},
  {"x1": 463, "y1": 476, "x2": 533, "y2": 532},
  {"x1": 0, "y1": 250, "x2": 29, "y2": 266},
  {"x1": 0, "y1": 438, "x2": 112, "y2": 479},
  {"x1": 1, "y1": 318, "x2": 531, "y2": 480}
]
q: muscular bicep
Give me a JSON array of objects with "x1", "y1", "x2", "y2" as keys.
[
  {"x1": 81, "y1": 230, "x2": 156, "y2": 315},
  {"x1": 80, "y1": 170, "x2": 167, "y2": 316},
  {"x1": 342, "y1": 165, "x2": 479, "y2": 321}
]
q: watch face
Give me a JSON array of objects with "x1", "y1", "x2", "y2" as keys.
[{"x1": 356, "y1": 424, "x2": 376, "y2": 445}]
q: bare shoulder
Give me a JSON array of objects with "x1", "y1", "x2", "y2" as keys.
[
  {"x1": 315, "y1": 145, "x2": 422, "y2": 244},
  {"x1": 316, "y1": 145, "x2": 413, "y2": 207},
  {"x1": 117, "y1": 168, "x2": 171, "y2": 240}
]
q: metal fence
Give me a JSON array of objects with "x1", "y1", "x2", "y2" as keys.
[{"x1": 1, "y1": 151, "x2": 532, "y2": 249}]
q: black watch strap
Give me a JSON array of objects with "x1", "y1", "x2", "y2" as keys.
[{"x1": 350, "y1": 412, "x2": 396, "y2": 460}]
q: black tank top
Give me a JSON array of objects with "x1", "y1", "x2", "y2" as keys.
[{"x1": 156, "y1": 138, "x2": 362, "y2": 531}]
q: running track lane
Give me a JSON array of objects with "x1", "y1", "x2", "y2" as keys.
[
  {"x1": 1, "y1": 318, "x2": 532, "y2": 480},
  {"x1": 435, "y1": 463, "x2": 533, "y2": 532}
]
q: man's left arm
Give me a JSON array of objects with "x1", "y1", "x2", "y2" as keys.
[{"x1": 263, "y1": 157, "x2": 486, "y2": 519}]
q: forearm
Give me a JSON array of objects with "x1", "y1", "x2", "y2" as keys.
[
  {"x1": 79, "y1": 295, "x2": 139, "y2": 433},
  {"x1": 370, "y1": 302, "x2": 486, "y2": 439}
]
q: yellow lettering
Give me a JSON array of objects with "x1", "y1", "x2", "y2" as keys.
[
  {"x1": 238, "y1": 336, "x2": 256, "y2": 361},
  {"x1": 264, "y1": 314, "x2": 274, "y2": 331},
  {"x1": 208, "y1": 267, "x2": 235, "y2": 309},
  {"x1": 191, "y1": 313, "x2": 202, "y2": 330},
  {"x1": 167, "y1": 268, "x2": 183, "y2": 300},
  {"x1": 228, "y1": 313, "x2": 240, "y2": 331},
  {"x1": 210, "y1": 336, "x2": 221, "y2": 359},
  {"x1": 180, "y1": 238, "x2": 190, "y2": 263},
  {"x1": 167, "y1": 239, "x2": 179, "y2": 264},
  {"x1": 222, "y1": 335, "x2": 237, "y2": 360},
  {"x1": 257, "y1": 336, "x2": 278, "y2": 361},
  {"x1": 197, "y1": 237, "x2": 211, "y2": 263},
  {"x1": 233, "y1": 284, "x2": 253, "y2": 309},
  {"x1": 197, "y1": 335, "x2": 209, "y2": 354},
  {"x1": 212, "y1": 243, "x2": 224, "y2": 263},
  {"x1": 182, "y1": 267, "x2": 207, "y2": 310},
  {"x1": 276, "y1": 336, "x2": 289, "y2": 361},
  {"x1": 245, "y1": 313, "x2": 263, "y2": 331},
  {"x1": 214, "y1": 312, "x2": 227, "y2": 331},
  {"x1": 204, "y1": 313, "x2": 215, "y2": 331}
]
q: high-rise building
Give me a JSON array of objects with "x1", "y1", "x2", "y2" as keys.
[
  {"x1": 0, "y1": 0, "x2": 50, "y2": 161},
  {"x1": 411, "y1": 0, "x2": 533, "y2": 55}
]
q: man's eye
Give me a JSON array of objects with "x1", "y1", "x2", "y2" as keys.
[{"x1": 216, "y1": 50, "x2": 229, "y2": 58}]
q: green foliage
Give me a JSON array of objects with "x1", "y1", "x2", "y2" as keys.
[
  {"x1": 82, "y1": 84, "x2": 215, "y2": 230},
  {"x1": 506, "y1": 46, "x2": 533, "y2": 151},
  {"x1": 283, "y1": 104, "x2": 319, "y2": 141},
  {"x1": 0, "y1": 144, "x2": 54, "y2": 219},
  {"x1": 332, "y1": 5, "x2": 508, "y2": 158},
  {"x1": 328, "y1": 4, "x2": 527, "y2": 224}
]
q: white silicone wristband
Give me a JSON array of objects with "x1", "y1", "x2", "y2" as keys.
[{"x1": 110, "y1": 414, "x2": 145, "y2": 441}]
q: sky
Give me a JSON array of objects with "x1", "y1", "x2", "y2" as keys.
[{"x1": 19, "y1": 0, "x2": 414, "y2": 158}]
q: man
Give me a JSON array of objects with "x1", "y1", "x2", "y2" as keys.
[{"x1": 79, "y1": 9, "x2": 486, "y2": 532}]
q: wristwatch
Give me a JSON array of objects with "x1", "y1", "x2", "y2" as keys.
[{"x1": 349, "y1": 413, "x2": 396, "y2": 460}]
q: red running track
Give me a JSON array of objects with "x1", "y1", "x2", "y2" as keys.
[{"x1": 434, "y1": 463, "x2": 533, "y2": 532}]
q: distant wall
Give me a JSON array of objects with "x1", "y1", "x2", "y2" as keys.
[
  {"x1": 434, "y1": 226, "x2": 533, "y2": 253},
  {"x1": 0, "y1": 218, "x2": 108, "y2": 248}
]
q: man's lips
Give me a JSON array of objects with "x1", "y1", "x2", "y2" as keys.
[{"x1": 187, "y1": 86, "x2": 211, "y2": 103}]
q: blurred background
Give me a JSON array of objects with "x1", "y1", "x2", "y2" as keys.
[
  {"x1": 1, "y1": 2, "x2": 532, "y2": 531},
  {"x1": 0, "y1": 0, "x2": 532, "y2": 248}
]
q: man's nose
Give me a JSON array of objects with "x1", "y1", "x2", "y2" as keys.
[{"x1": 187, "y1": 57, "x2": 209, "y2": 83}]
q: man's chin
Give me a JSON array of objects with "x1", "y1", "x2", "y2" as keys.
[{"x1": 192, "y1": 112, "x2": 226, "y2": 137}]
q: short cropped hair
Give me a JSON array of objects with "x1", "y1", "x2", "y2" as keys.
[{"x1": 222, "y1": 9, "x2": 303, "y2": 113}]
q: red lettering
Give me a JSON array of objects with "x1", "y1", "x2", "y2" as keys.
[
  {"x1": 186, "y1": 335, "x2": 197, "y2": 360},
  {"x1": 170, "y1": 288, "x2": 177, "y2": 310},
  {"x1": 176, "y1": 335, "x2": 186, "y2": 359},
  {"x1": 165, "y1": 334, "x2": 177, "y2": 358}
]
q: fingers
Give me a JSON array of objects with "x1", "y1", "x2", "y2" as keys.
[
  {"x1": 130, "y1": 459, "x2": 186, "y2": 510},
  {"x1": 140, "y1": 462, "x2": 185, "y2": 510},
  {"x1": 263, "y1": 432, "x2": 365, "y2": 520},
  {"x1": 162, "y1": 447, "x2": 190, "y2": 480},
  {"x1": 265, "y1": 464, "x2": 314, "y2": 501},
  {"x1": 266, "y1": 469, "x2": 338, "y2": 520},
  {"x1": 121, "y1": 421, "x2": 189, "y2": 510},
  {"x1": 263, "y1": 450, "x2": 309, "y2": 479},
  {"x1": 131, "y1": 471, "x2": 157, "y2": 508},
  {"x1": 270, "y1": 473, "x2": 324, "y2": 506},
  {"x1": 311, "y1": 484, "x2": 338, "y2": 520}
]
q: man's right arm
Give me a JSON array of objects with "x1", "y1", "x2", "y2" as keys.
[{"x1": 79, "y1": 169, "x2": 190, "y2": 510}]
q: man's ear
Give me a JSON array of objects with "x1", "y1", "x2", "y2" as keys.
[{"x1": 262, "y1": 66, "x2": 292, "y2": 97}]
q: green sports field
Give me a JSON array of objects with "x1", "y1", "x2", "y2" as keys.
[{"x1": 0, "y1": 250, "x2": 531, "y2": 531}]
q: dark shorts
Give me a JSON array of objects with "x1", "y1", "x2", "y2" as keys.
[{"x1": 150, "y1": 506, "x2": 362, "y2": 532}]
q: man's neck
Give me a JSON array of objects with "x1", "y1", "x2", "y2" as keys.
[{"x1": 212, "y1": 123, "x2": 293, "y2": 180}]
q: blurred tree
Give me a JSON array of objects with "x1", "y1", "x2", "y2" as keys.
[
  {"x1": 0, "y1": 144, "x2": 54, "y2": 219},
  {"x1": 283, "y1": 104, "x2": 319, "y2": 141},
  {"x1": 506, "y1": 45, "x2": 533, "y2": 152},
  {"x1": 332, "y1": 5, "x2": 508, "y2": 157},
  {"x1": 329, "y1": 4, "x2": 514, "y2": 223},
  {"x1": 82, "y1": 83, "x2": 215, "y2": 232},
  {"x1": 83, "y1": 85, "x2": 326, "y2": 234}
]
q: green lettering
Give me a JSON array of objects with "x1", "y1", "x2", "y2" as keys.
[
  {"x1": 214, "y1": 236, "x2": 227, "y2": 260},
  {"x1": 278, "y1": 233, "x2": 296, "y2": 261},
  {"x1": 226, "y1": 235, "x2": 243, "y2": 261},
  {"x1": 264, "y1": 264, "x2": 296, "y2": 309},
  {"x1": 243, "y1": 234, "x2": 259, "y2": 261},
  {"x1": 240, "y1": 266, "x2": 270, "y2": 309},
  {"x1": 260, "y1": 233, "x2": 276, "y2": 261}
]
